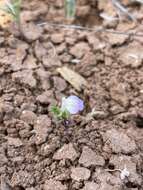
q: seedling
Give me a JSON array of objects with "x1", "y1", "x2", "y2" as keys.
[
  {"x1": 0, "y1": 0, "x2": 24, "y2": 38},
  {"x1": 51, "y1": 95, "x2": 84, "y2": 122},
  {"x1": 65, "y1": 0, "x2": 76, "y2": 19},
  {"x1": 1, "y1": 0, "x2": 21, "y2": 24}
]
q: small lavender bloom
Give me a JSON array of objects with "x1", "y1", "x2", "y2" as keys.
[{"x1": 61, "y1": 95, "x2": 84, "y2": 114}]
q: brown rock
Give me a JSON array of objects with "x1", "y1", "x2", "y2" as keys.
[
  {"x1": 110, "y1": 81, "x2": 129, "y2": 108},
  {"x1": 34, "y1": 115, "x2": 52, "y2": 144},
  {"x1": 1, "y1": 177, "x2": 12, "y2": 190},
  {"x1": 44, "y1": 179, "x2": 67, "y2": 190},
  {"x1": 99, "y1": 183, "x2": 121, "y2": 190},
  {"x1": 22, "y1": 55, "x2": 38, "y2": 69},
  {"x1": 0, "y1": 36, "x2": 4, "y2": 45},
  {"x1": 0, "y1": 153, "x2": 8, "y2": 165},
  {"x1": 71, "y1": 167, "x2": 91, "y2": 181},
  {"x1": 72, "y1": 181, "x2": 83, "y2": 189},
  {"x1": 56, "y1": 43, "x2": 66, "y2": 54},
  {"x1": 59, "y1": 52, "x2": 72, "y2": 63},
  {"x1": 70, "y1": 42, "x2": 90, "y2": 58},
  {"x1": 53, "y1": 143, "x2": 78, "y2": 161},
  {"x1": 11, "y1": 171, "x2": 35, "y2": 187},
  {"x1": 12, "y1": 156, "x2": 24, "y2": 163},
  {"x1": 103, "y1": 129, "x2": 137, "y2": 154},
  {"x1": 65, "y1": 36, "x2": 76, "y2": 45},
  {"x1": 54, "y1": 170, "x2": 70, "y2": 181},
  {"x1": 14, "y1": 95, "x2": 24, "y2": 106},
  {"x1": 36, "y1": 90, "x2": 53, "y2": 104},
  {"x1": 40, "y1": 143, "x2": 57, "y2": 157},
  {"x1": 20, "y1": 110, "x2": 37, "y2": 125},
  {"x1": 25, "y1": 188, "x2": 35, "y2": 190},
  {"x1": 20, "y1": 10, "x2": 35, "y2": 22},
  {"x1": 12, "y1": 70, "x2": 36, "y2": 88},
  {"x1": 7, "y1": 137, "x2": 23, "y2": 147},
  {"x1": 79, "y1": 146, "x2": 105, "y2": 167},
  {"x1": 0, "y1": 101, "x2": 14, "y2": 114},
  {"x1": 42, "y1": 55, "x2": 62, "y2": 68},
  {"x1": 106, "y1": 33, "x2": 129, "y2": 46},
  {"x1": 2, "y1": 53, "x2": 24, "y2": 72},
  {"x1": 82, "y1": 182, "x2": 99, "y2": 190},
  {"x1": 35, "y1": 115, "x2": 51, "y2": 129},
  {"x1": 76, "y1": 5, "x2": 90, "y2": 17},
  {"x1": 119, "y1": 42, "x2": 143, "y2": 68},
  {"x1": 34, "y1": 41, "x2": 47, "y2": 60},
  {"x1": 98, "y1": 0, "x2": 116, "y2": 17},
  {"x1": 51, "y1": 33, "x2": 64, "y2": 44},
  {"x1": 77, "y1": 52, "x2": 97, "y2": 77},
  {"x1": 36, "y1": 69, "x2": 51, "y2": 90},
  {"x1": 53, "y1": 76, "x2": 67, "y2": 92},
  {"x1": 21, "y1": 102, "x2": 36, "y2": 112},
  {"x1": 87, "y1": 35, "x2": 106, "y2": 51},
  {"x1": 32, "y1": 2, "x2": 48, "y2": 17},
  {"x1": 110, "y1": 104, "x2": 125, "y2": 115},
  {"x1": 21, "y1": 23, "x2": 42, "y2": 42}
]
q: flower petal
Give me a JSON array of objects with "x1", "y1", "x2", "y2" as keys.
[{"x1": 61, "y1": 95, "x2": 84, "y2": 114}]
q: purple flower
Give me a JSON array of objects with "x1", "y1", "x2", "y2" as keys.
[{"x1": 61, "y1": 95, "x2": 84, "y2": 114}]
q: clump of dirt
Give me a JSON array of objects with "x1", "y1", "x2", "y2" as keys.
[{"x1": 0, "y1": 1, "x2": 143, "y2": 190}]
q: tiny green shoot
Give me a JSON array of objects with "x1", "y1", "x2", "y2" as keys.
[
  {"x1": 65, "y1": 0, "x2": 76, "y2": 19},
  {"x1": 0, "y1": 0, "x2": 25, "y2": 38},
  {"x1": 1, "y1": 0, "x2": 21, "y2": 23},
  {"x1": 51, "y1": 105, "x2": 70, "y2": 120}
]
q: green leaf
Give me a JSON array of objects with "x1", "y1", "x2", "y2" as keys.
[
  {"x1": 51, "y1": 106, "x2": 61, "y2": 115},
  {"x1": 61, "y1": 110, "x2": 70, "y2": 119},
  {"x1": 51, "y1": 105, "x2": 70, "y2": 120}
]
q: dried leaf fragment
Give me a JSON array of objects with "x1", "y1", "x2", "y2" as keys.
[{"x1": 57, "y1": 66, "x2": 87, "y2": 91}]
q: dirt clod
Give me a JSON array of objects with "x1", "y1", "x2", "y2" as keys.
[
  {"x1": 71, "y1": 167, "x2": 91, "y2": 181},
  {"x1": 12, "y1": 70, "x2": 37, "y2": 88},
  {"x1": 53, "y1": 76, "x2": 67, "y2": 92},
  {"x1": 53, "y1": 143, "x2": 78, "y2": 161},
  {"x1": 20, "y1": 110, "x2": 37, "y2": 125},
  {"x1": 79, "y1": 146, "x2": 105, "y2": 167},
  {"x1": 81, "y1": 182, "x2": 99, "y2": 190},
  {"x1": 103, "y1": 129, "x2": 137, "y2": 154},
  {"x1": 51, "y1": 33, "x2": 64, "y2": 44},
  {"x1": 7, "y1": 137, "x2": 23, "y2": 147},
  {"x1": 34, "y1": 115, "x2": 52, "y2": 145},
  {"x1": 43, "y1": 179, "x2": 67, "y2": 190},
  {"x1": 69, "y1": 42, "x2": 90, "y2": 59},
  {"x1": 21, "y1": 23, "x2": 42, "y2": 42}
]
